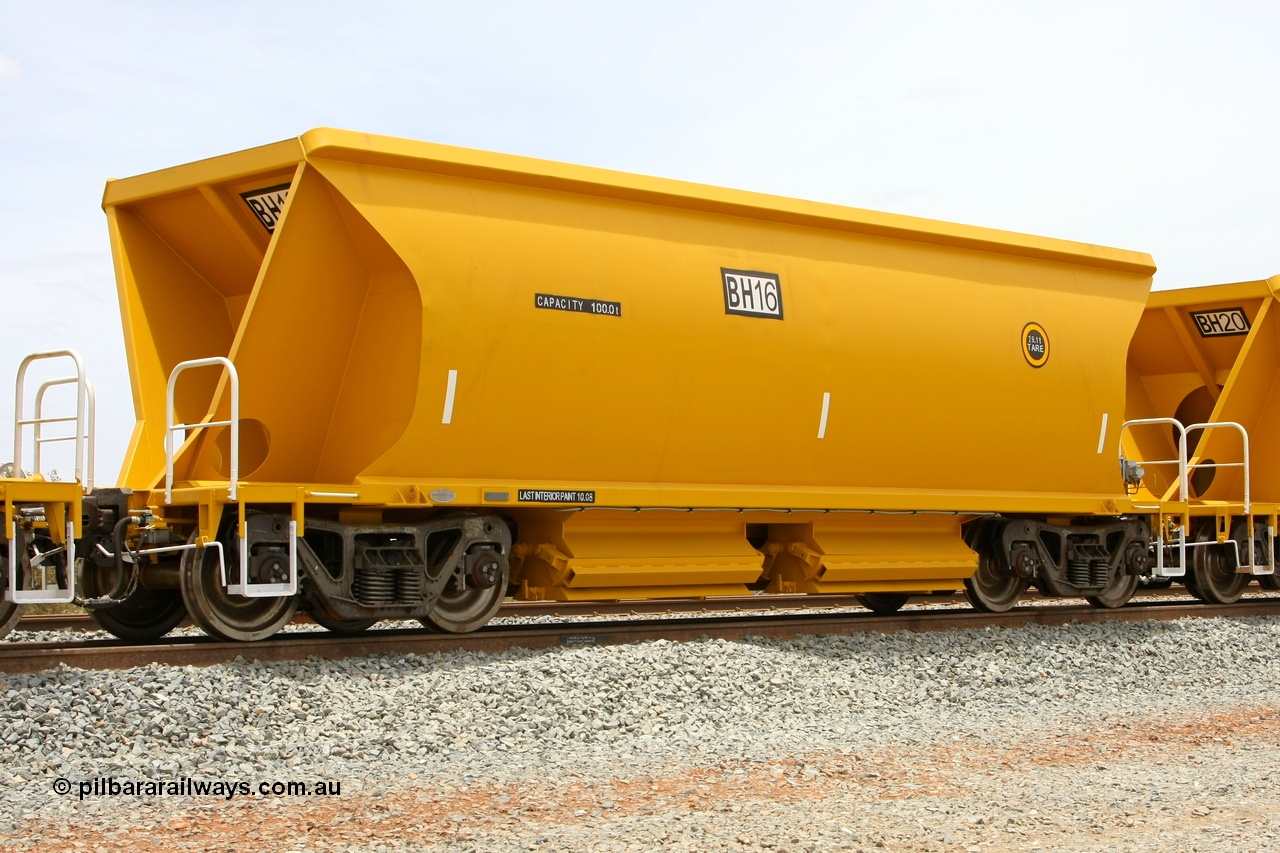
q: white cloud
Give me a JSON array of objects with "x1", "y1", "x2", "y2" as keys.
[{"x1": 0, "y1": 53, "x2": 19, "y2": 85}]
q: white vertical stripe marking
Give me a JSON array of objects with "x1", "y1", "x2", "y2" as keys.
[
  {"x1": 817, "y1": 392, "x2": 831, "y2": 439},
  {"x1": 442, "y1": 370, "x2": 458, "y2": 424},
  {"x1": 1097, "y1": 412, "x2": 1109, "y2": 454}
]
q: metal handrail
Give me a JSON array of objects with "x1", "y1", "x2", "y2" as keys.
[
  {"x1": 1183, "y1": 421, "x2": 1250, "y2": 514},
  {"x1": 1119, "y1": 417, "x2": 1268, "y2": 577},
  {"x1": 1119, "y1": 417, "x2": 1189, "y2": 502},
  {"x1": 13, "y1": 350, "x2": 92, "y2": 489},
  {"x1": 165, "y1": 357, "x2": 239, "y2": 503},
  {"x1": 30, "y1": 376, "x2": 96, "y2": 491},
  {"x1": 1182, "y1": 420, "x2": 1270, "y2": 573}
]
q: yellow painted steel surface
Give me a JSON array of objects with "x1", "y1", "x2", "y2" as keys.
[
  {"x1": 104, "y1": 129, "x2": 1154, "y2": 512},
  {"x1": 759, "y1": 515, "x2": 972, "y2": 595},
  {"x1": 1126, "y1": 275, "x2": 1280, "y2": 508},
  {"x1": 0, "y1": 477, "x2": 84, "y2": 540},
  {"x1": 102, "y1": 130, "x2": 1156, "y2": 598},
  {"x1": 511, "y1": 510, "x2": 766, "y2": 600}
]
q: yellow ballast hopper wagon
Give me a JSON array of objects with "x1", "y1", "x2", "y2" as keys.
[{"x1": 3, "y1": 129, "x2": 1160, "y2": 641}]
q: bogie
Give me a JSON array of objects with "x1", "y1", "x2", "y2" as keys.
[{"x1": 964, "y1": 517, "x2": 1147, "y2": 612}]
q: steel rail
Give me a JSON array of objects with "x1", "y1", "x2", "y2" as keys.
[
  {"x1": 4, "y1": 597, "x2": 1280, "y2": 675},
  {"x1": 12, "y1": 594, "x2": 935, "y2": 632},
  {"x1": 15, "y1": 587, "x2": 1207, "y2": 633}
]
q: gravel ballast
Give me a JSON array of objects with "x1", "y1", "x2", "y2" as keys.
[{"x1": 4, "y1": 616, "x2": 1280, "y2": 851}]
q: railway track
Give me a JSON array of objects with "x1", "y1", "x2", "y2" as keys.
[
  {"x1": 11, "y1": 593, "x2": 896, "y2": 633},
  {"x1": 4, "y1": 594, "x2": 1280, "y2": 675},
  {"x1": 7, "y1": 587, "x2": 1206, "y2": 633}
]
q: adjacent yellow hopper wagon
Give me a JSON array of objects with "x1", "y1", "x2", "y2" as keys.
[{"x1": 1124, "y1": 275, "x2": 1280, "y2": 602}]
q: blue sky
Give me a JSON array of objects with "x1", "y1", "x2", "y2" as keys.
[{"x1": 1, "y1": 1, "x2": 1278, "y2": 480}]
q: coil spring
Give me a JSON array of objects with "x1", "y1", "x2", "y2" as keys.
[
  {"x1": 396, "y1": 569, "x2": 424, "y2": 602},
  {"x1": 1067, "y1": 558, "x2": 1091, "y2": 587},
  {"x1": 1090, "y1": 559, "x2": 1110, "y2": 587},
  {"x1": 353, "y1": 568, "x2": 396, "y2": 606}
]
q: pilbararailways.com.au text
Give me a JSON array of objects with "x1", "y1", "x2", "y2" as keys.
[{"x1": 53, "y1": 776, "x2": 342, "y2": 801}]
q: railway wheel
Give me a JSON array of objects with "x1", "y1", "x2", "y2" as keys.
[
  {"x1": 179, "y1": 532, "x2": 297, "y2": 642},
  {"x1": 309, "y1": 608, "x2": 377, "y2": 634},
  {"x1": 1260, "y1": 575, "x2": 1280, "y2": 591},
  {"x1": 81, "y1": 562, "x2": 186, "y2": 641},
  {"x1": 0, "y1": 552, "x2": 24, "y2": 640},
  {"x1": 421, "y1": 546, "x2": 509, "y2": 633},
  {"x1": 963, "y1": 552, "x2": 1027, "y2": 613},
  {"x1": 88, "y1": 591, "x2": 186, "y2": 641},
  {"x1": 1085, "y1": 566, "x2": 1138, "y2": 609},
  {"x1": 1188, "y1": 524, "x2": 1249, "y2": 605},
  {"x1": 1182, "y1": 566, "x2": 1203, "y2": 599},
  {"x1": 856, "y1": 593, "x2": 910, "y2": 614}
]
